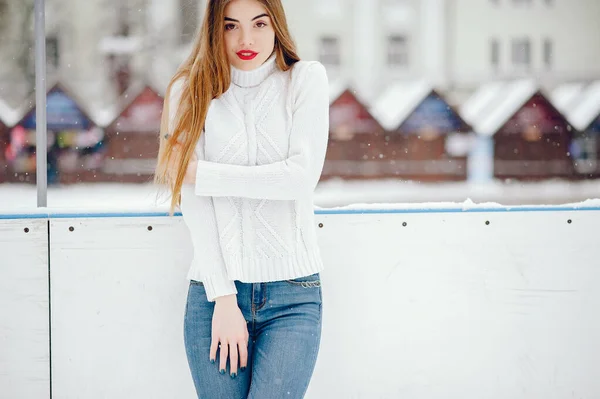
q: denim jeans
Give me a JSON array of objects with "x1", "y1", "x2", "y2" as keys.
[{"x1": 184, "y1": 273, "x2": 323, "y2": 399}]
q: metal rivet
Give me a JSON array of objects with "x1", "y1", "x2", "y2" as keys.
[
  {"x1": 402, "y1": 222, "x2": 407, "y2": 227},
  {"x1": 318, "y1": 223, "x2": 324, "y2": 228},
  {"x1": 567, "y1": 219, "x2": 572, "y2": 224},
  {"x1": 69, "y1": 226, "x2": 74, "y2": 232},
  {"x1": 485, "y1": 221, "x2": 490, "y2": 225},
  {"x1": 147, "y1": 226, "x2": 153, "y2": 231},
  {"x1": 24, "y1": 227, "x2": 29, "y2": 233}
]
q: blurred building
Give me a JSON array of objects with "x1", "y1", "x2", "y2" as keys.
[
  {"x1": 0, "y1": 0, "x2": 599, "y2": 110},
  {"x1": 285, "y1": 0, "x2": 600, "y2": 104}
]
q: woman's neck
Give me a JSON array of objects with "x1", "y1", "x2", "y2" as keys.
[{"x1": 230, "y1": 54, "x2": 277, "y2": 88}]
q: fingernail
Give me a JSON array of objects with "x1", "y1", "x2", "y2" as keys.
[
  {"x1": 219, "y1": 369, "x2": 225, "y2": 375},
  {"x1": 230, "y1": 372, "x2": 237, "y2": 379},
  {"x1": 241, "y1": 367, "x2": 246, "y2": 372},
  {"x1": 210, "y1": 359, "x2": 215, "y2": 364}
]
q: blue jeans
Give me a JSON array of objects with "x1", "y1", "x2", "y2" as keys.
[{"x1": 184, "y1": 273, "x2": 323, "y2": 399}]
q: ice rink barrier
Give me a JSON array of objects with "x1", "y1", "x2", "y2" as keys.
[{"x1": 1, "y1": 203, "x2": 599, "y2": 398}]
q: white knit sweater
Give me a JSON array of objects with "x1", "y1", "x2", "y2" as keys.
[{"x1": 174, "y1": 56, "x2": 329, "y2": 301}]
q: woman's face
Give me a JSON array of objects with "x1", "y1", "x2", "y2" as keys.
[{"x1": 223, "y1": 0, "x2": 276, "y2": 71}]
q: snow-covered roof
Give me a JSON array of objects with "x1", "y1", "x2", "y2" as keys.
[
  {"x1": 98, "y1": 36, "x2": 143, "y2": 55},
  {"x1": 568, "y1": 81, "x2": 600, "y2": 131},
  {"x1": 0, "y1": 98, "x2": 31, "y2": 127},
  {"x1": 550, "y1": 82, "x2": 585, "y2": 115},
  {"x1": 461, "y1": 79, "x2": 538, "y2": 137},
  {"x1": 459, "y1": 81, "x2": 505, "y2": 127},
  {"x1": 329, "y1": 79, "x2": 349, "y2": 105},
  {"x1": 102, "y1": 80, "x2": 165, "y2": 128},
  {"x1": 90, "y1": 104, "x2": 119, "y2": 128},
  {"x1": 370, "y1": 80, "x2": 432, "y2": 131}
]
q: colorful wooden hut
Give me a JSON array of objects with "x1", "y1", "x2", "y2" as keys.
[
  {"x1": 323, "y1": 81, "x2": 385, "y2": 179},
  {"x1": 564, "y1": 81, "x2": 600, "y2": 178},
  {"x1": 463, "y1": 80, "x2": 575, "y2": 180},
  {"x1": 8, "y1": 82, "x2": 105, "y2": 184},
  {"x1": 371, "y1": 81, "x2": 472, "y2": 182},
  {"x1": 101, "y1": 83, "x2": 164, "y2": 183}
]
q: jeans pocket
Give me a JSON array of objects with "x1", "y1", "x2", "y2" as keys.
[{"x1": 284, "y1": 273, "x2": 321, "y2": 288}]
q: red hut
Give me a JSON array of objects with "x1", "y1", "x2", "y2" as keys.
[
  {"x1": 371, "y1": 81, "x2": 472, "y2": 182},
  {"x1": 8, "y1": 82, "x2": 105, "y2": 184},
  {"x1": 465, "y1": 80, "x2": 575, "y2": 180},
  {"x1": 101, "y1": 83, "x2": 164, "y2": 183},
  {"x1": 0, "y1": 101, "x2": 8, "y2": 183},
  {"x1": 323, "y1": 81, "x2": 385, "y2": 179},
  {"x1": 0, "y1": 117, "x2": 6, "y2": 184},
  {"x1": 563, "y1": 81, "x2": 600, "y2": 178}
]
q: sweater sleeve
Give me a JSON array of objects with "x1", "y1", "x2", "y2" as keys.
[
  {"x1": 170, "y1": 79, "x2": 237, "y2": 302},
  {"x1": 194, "y1": 62, "x2": 329, "y2": 201}
]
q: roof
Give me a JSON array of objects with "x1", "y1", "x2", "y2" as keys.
[
  {"x1": 459, "y1": 81, "x2": 505, "y2": 127},
  {"x1": 12, "y1": 79, "x2": 122, "y2": 128},
  {"x1": 104, "y1": 80, "x2": 166, "y2": 128},
  {"x1": 328, "y1": 79, "x2": 349, "y2": 105},
  {"x1": 370, "y1": 80, "x2": 432, "y2": 131},
  {"x1": 0, "y1": 97, "x2": 30, "y2": 127},
  {"x1": 550, "y1": 82, "x2": 586, "y2": 115},
  {"x1": 98, "y1": 36, "x2": 143, "y2": 55},
  {"x1": 568, "y1": 81, "x2": 600, "y2": 131},
  {"x1": 460, "y1": 79, "x2": 539, "y2": 137}
]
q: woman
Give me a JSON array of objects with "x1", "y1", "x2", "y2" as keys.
[{"x1": 154, "y1": 0, "x2": 329, "y2": 397}]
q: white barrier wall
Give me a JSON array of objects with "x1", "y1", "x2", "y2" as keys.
[
  {"x1": 0, "y1": 216, "x2": 50, "y2": 398},
  {"x1": 1, "y1": 205, "x2": 599, "y2": 398}
]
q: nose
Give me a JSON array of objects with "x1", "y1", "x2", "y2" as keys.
[{"x1": 239, "y1": 28, "x2": 254, "y2": 47}]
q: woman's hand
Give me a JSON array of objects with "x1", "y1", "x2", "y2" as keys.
[
  {"x1": 183, "y1": 153, "x2": 197, "y2": 184},
  {"x1": 211, "y1": 295, "x2": 249, "y2": 377}
]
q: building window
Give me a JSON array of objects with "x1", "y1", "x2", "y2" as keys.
[
  {"x1": 387, "y1": 35, "x2": 409, "y2": 67},
  {"x1": 490, "y1": 38, "x2": 500, "y2": 69},
  {"x1": 46, "y1": 36, "x2": 60, "y2": 69},
  {"x1": 511, "y1": 38, "x2": 531, "y2": 68},
  {"x1": 543, "y1": 38, "x2": 553, "y2": 68},
  {"x1": 180, "y1": 0, "x2": 199, "y2": 44},
  {"x1": 319, "y1": 36, "x2": 341, "y2": 67},
  {"x1": 116, "y1": 4, "x2": 131, "y2": 36}
]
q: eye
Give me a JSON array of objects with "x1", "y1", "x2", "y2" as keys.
[
  {"x1": 255, "y1": 21, "x2": 267, "y2": 28},
  {"x1": 225, "y1": 23, "x2": 236, "y2": 31}
]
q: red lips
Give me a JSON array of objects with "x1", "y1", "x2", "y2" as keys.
[{"x1": 236, "y1": 50, "x2": 258, "y2": 61}]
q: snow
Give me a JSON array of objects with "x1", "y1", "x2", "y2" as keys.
[
  {"x1": 459, "y1": 81, "x2": 505, "y2": 127},
  {"x1": 88, "y1": 103, "x2": 119, "y2": 128},
  {"x1": 550, "y1": 82, "x2": 585, "y2": 115},
  {"x1": 475, "y1": 79, "x2": 537, "y2": 137},
  {"x1": 1, "y1": 180, "x2": 600, "y2": 215},
  {"x1": 313, "y1": 178, "x2": 600, "y2": 208},
  {"x1": 328, "y1": 79, "x2": 349, "y2": 105},
  {"x1": 568, "y1": 80, "x2": 600, "y2": 131},
  {"x1": 370, "y1": 80, "x2": 432, "y2": 131},
  {"x1": 98, "y1": 36, "x2": 143, "y2": 55},
  {"x1": 0, "y1": 98, "x2": 29, "y2": 127}
]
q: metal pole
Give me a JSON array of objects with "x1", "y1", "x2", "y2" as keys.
[{"x1": 35, "y1": 0, "x2": 47, "y2": 207}]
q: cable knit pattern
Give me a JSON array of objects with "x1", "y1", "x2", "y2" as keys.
[{"x1": 174, "y1": 57, "x2": 329, "y2": 301}]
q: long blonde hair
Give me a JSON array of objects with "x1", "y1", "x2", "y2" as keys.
[{"x1": 154, "y1": 0, "x2": 300, "y2": 216}]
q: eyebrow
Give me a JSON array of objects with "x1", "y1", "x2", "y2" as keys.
[{"x1": 224, "y1": 13, "x2": 269, "y2": 23}]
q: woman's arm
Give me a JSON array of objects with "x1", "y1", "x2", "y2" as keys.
[
  {"x1": 193, "y1": 62, "x2": 329, "y2": 201},
  {"x1": 169, "y1": 79, "x2": 237, "y2": 301}
]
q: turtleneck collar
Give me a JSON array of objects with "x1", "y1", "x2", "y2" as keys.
[{"x1": 230, "y1": 53, "x2": 277, "y2": 88}]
